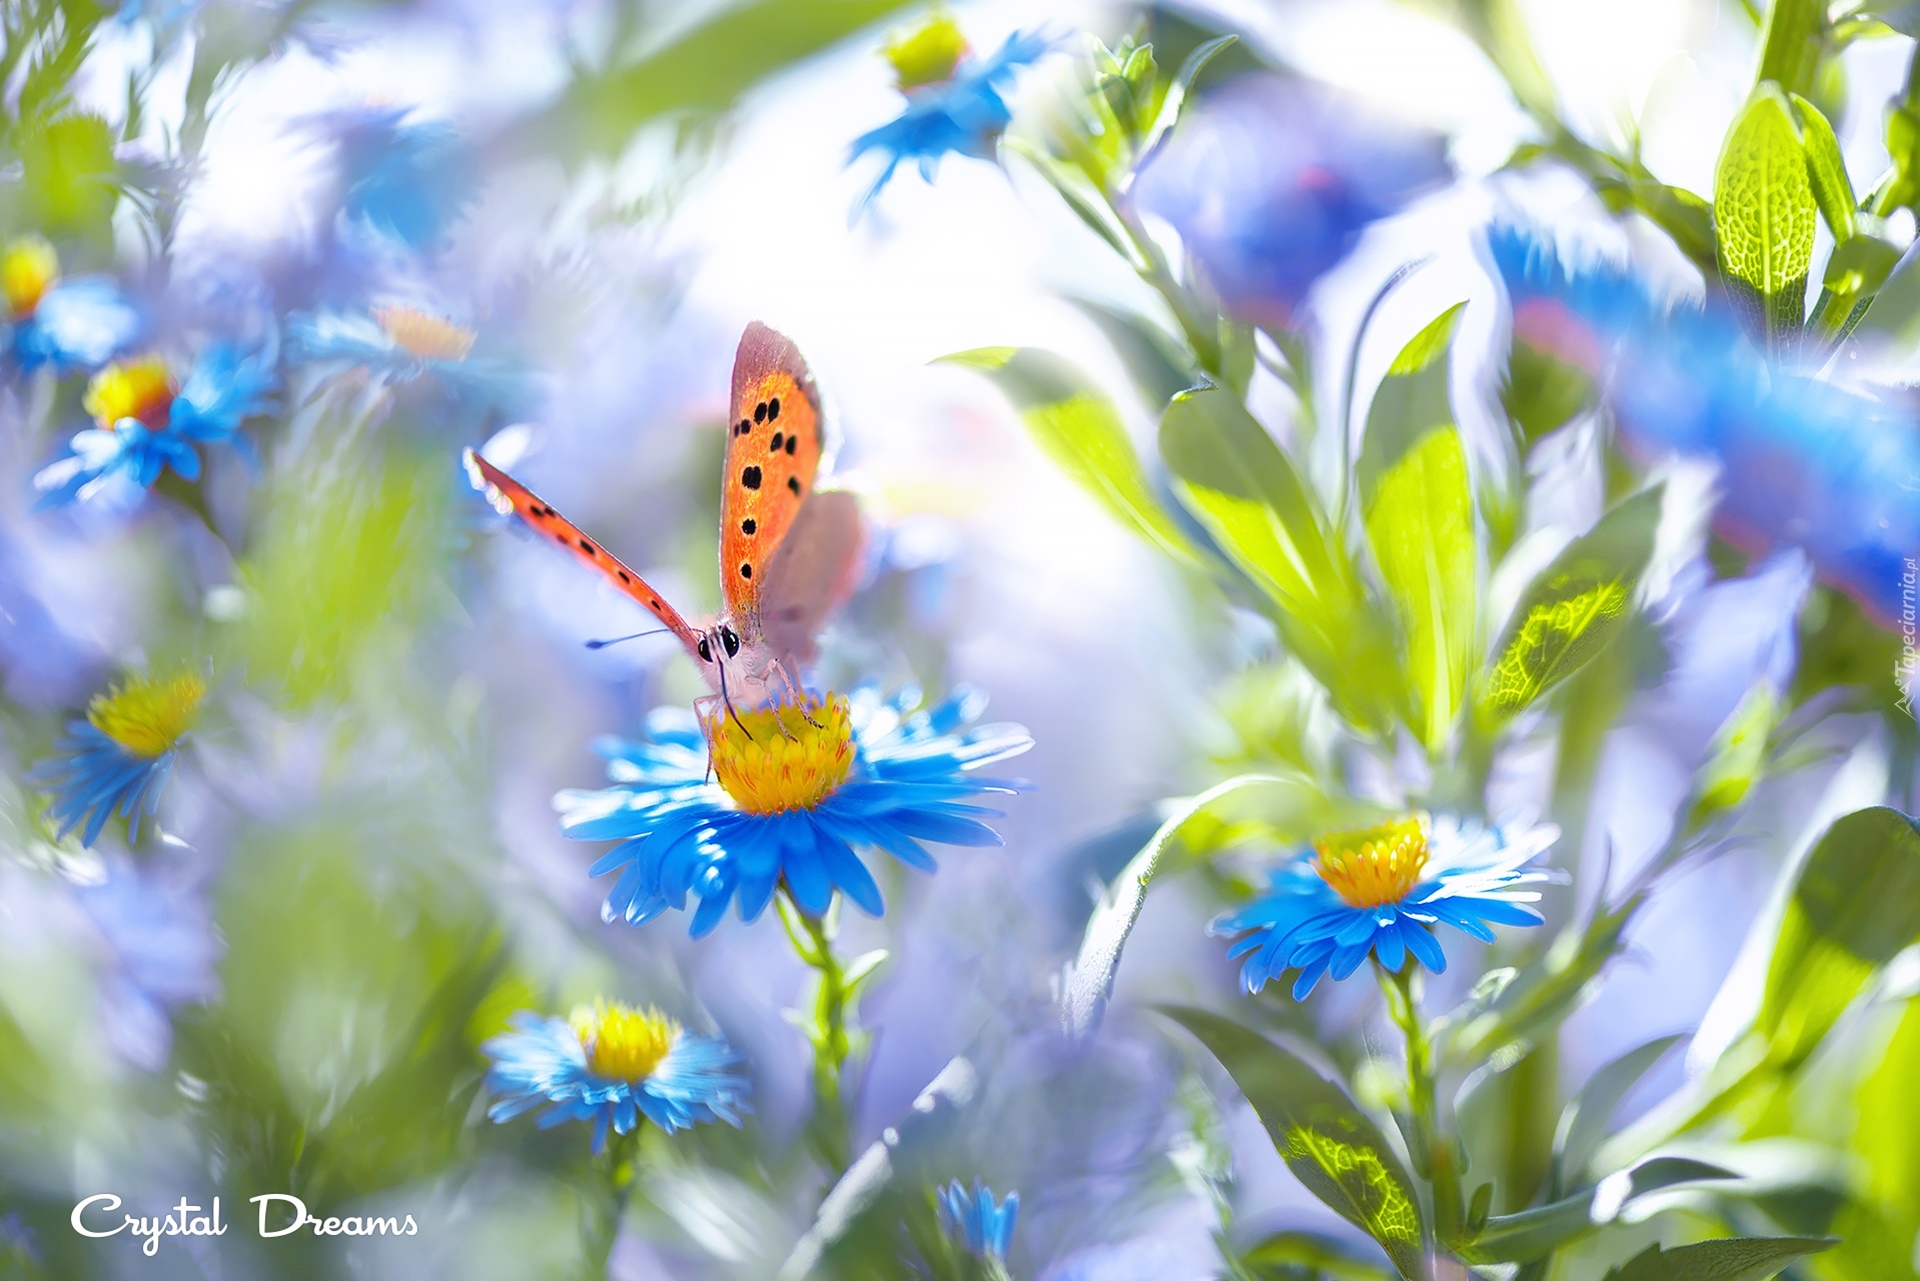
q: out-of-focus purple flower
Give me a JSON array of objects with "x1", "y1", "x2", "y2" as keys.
[
  {"x1": 1488, "y1": 224, "x2": 1920, "y2": 628},
  {"x1": 76, "y1": 859, "x2": 220, "y2": 1070},
  {"x1": 325, "y1": 106, "x2": 476, "y2": 251},
  {"x1": 32, "y1": 343, "x2": 276, "y2": 507},
  {"x1": 849, "y1": 27, "x2": 1053, "y2": 210},
  {"x1": 3, "y1": 236, "x2": 141, "y2": 374},
  {"x1": 1133, "y1": 76, "x2": 1451, "y2": 325}
]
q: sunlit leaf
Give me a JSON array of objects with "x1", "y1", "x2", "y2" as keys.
[
  {"x1": 1163, "y1": 1006, "x2": 1426, "y2": 1280},
  {"x1": 1136, "y1": 34, "x2": 1237, "y2": 166},
  {"x1": 1464, "y1": 1156, "x2": 1736, "y2": 1263},
  {"x1": 1714, "y1": 83, "x2": 1817, "y2": 344},
  {"x1": 1160, "y1": 385, "x2": 1401, "y2": 731},
  {"x1": 1481, "y1": 486, "x2": 1662, "y2": 718},
  {"x1": 1789, "y1": 94, "x2": 1855, "y2": 243},
  {"x1": 943, "y1": 346, "x2": 1203, "y2": 567},
  {"x1": 1240, "y1": 1228, "x2": 1394, "y2": 1280},
  {"x1": 1600, "y1": 1235, "x2": 1835, "y2": 1281},
  {"x1": 1759, "y1": 806, "x2": 1920, "y2": 1068}
]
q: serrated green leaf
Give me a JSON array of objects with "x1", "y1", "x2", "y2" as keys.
[
  {"x1": 1789, "y1": 93, "x2": 1856, "y2": 242},
  {"x1": 1759, "y1": 806, "x2": 1920, "y2": 1068},
  {"x1": 1161, "y1": 1006, "x2": 1426, "y2": 1280},
  {"x1": 1159, "y1": 386, "x2": 1399, "y2": 731},
  {"x1": 943, "y1": 347, "x2": 1202, "y2": 567},
  {"x1": 1714, "y1": 84, "x2": 1817, "y2": 343},
  {"x1": 1601, "y1": 1236, "x2": 1835, "y2": 1281},
  {"x1": 1364, "y1": 426, "x2": 1476, "y2": 751},
  {"x1": 1481, "y1": 486, "x2": 1661, "y2": 717}
]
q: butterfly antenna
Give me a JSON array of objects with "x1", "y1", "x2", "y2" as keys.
[{"x1": 584, "y1": 627, "x2": 678, "y2": 650}]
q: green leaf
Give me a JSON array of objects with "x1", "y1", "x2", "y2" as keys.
[
  {"x1": 1713, "y1": 83, "x2": 1817, "y2": 343},
  {"x1": 1358, "y1": 303, "x2": 1466, "y2": 495},
  {"x1": 1789, "y1": 93, "x2": 1856, "y2": 243},
  {"x1": 1363, "y1": 427, "x2": 1476, "y2": 751},
  {"x1": 1759, "y1": 806, "x2": 1920, "y2": 1068},
  {"x1": 1068, "y1": 297, "x2": 1195, "y2": 411},
  {"x1": 1138, "y1": 34, "x2": 1237, "y2": 163},
  {"x1": 1240, "y1": 1229, "x2": 1393, "y2": 1280},
  {"x1": 1820, "y1": 232, "x2": 1901, "y2": 294},
  {"x1": 1554, "y1": 1035, "x2": 1684, "y2": 1186},
  {"x1": 515, "y1": 0, "x2": 916, "y2": 161},
  {"x1": 1502, "y1": 340, "x2": 1596, "y2": 444},
  {"x1": 1823, "y1": 997, "x2": 1920, "y2": 1277},
  {"x1": 17, "y1": 113, "x2": 119, "y2": 236},
  {"x1": 1481, "y1": 486, "x2": 1662, "y2": 718},
  {"x1": 942, "y1": 347, "x2": 1202, "y2": 567},
  {"x1": 1685, "y1": 683, "x2": 1783, "y2": 830},
  {"x1": 1159, "y1": 385, "x2": 1400, "y2": 731},
  {"x1": 1161, "y1": 1006, "x2": 1426, "y2": 1280},
  {"x1": 1601, "y1": 1236, "x2": 1836, "y2": 1281},
  {"x1": 1059, "y1": 776, "x2": 1288, "y2": 1043},
  {"x1": 1465, "y1": 1156, "x2": 1737, "y2": 1263}
]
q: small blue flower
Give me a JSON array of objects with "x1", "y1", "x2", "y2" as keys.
[
  {"x1": 558, "y1": 686, "x2": 1033, "y2": 935},
  {"x1": 30, "y1": 673, "x2": 205, "y2": 847},
  {"x1": 482, "y1": 1001, "x2": 750, "y2": 1152},
  {"x1": 326, "y1": 106, "x2": 476, "y2": 250},
  {"x1": 32, "y1": 344, "x2": 275, "y2": 507},
  {"x1": 287, "y1": 304, "x2": 519, "y2": 410},
  {"x1": 1214, "y1": 814, "x2": 1559, "y2": 1000},
  {"x1": 1134, "y1": 75, "x2": 1450, "y2": 323},
  {"x1": 849, "y1": 29, "x2": 1053, "y2": 209},
  {"x1": 1488, "y1": 222, "x2": 1920, "y2": 627},
  {"x1": 941, "y1": 1178, "x2": 1018, "y2": 1261},
  {"x1": 2, "y1": 237, "x2": 141, "y2": 373}
]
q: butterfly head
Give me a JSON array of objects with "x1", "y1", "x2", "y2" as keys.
[{"x1": 695, "y1": 616, "x2": 789, "y2": 709}]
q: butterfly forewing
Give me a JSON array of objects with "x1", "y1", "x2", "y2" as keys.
[
  {"x1": 463, "y1": 448, "x2": 705, "y2": 660},
  {"x1": 720, "y1": 323, "x2": 823, "y2": 621}
]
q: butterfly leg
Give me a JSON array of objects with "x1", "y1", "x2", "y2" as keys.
[{"x1": 773, "y1": 659, "x2": 824, "y2": 729}]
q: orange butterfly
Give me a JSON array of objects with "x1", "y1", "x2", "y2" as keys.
[{"x1": 464, "y1": 323, "x2": 864, "y2": 720}]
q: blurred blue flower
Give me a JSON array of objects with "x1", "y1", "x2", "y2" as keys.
[
  {"x1": 1213, "y1": 814, "x2": 1559, "y2": 1000},
  {"x1": 850, "y1": 28, "x2": 1052, "y2": 209},
  {"x1": 3, "y1": 236, "x2": 141, "y2": 373},
  {"x1": 288, "y1": 304, "x2": 519, "y2": 408},
  {"x1": 482, "y1": 1001, "x2": 750, "y2": 1152},
  {"x1": 1488, "y1": 222, "x2": 1920, "y2": 626},
  {"x1": 558, "y1": 686, "x2": 1033, "y2": 935},
  {"x1": 329, "y1": 107, "x2": 476, "y2": 250},
  {"x1": 32, "y1": 344, "x2": 276, "y2": 507},
  {"x1": 30, "y1": 672, "x2": 205, "y2": 847},
  {"x1": 77, "y1": 859, "x2": 220, "y2": 1070},
  {"x1": 941, "y1": 1178, "x2": 1019, "y2": 1261},
  {"x1": 1134, "y1": 76, "x2": 1450, "y2": 324}
]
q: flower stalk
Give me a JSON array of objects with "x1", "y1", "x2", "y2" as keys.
[
  {"x1": 780, "y1": 889, "x2": 856, "y2": 1173},
  {"x1": 1380, "y1": 961, "x2": 1464, "y2": 1257}
]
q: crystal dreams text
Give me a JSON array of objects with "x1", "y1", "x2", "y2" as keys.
[{"x1": 70, "y1": 1194, "x2": 418, "y2": 1255}]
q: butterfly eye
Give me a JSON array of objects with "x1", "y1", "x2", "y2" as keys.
[
  {"x1": 720, "y1": 625, "x2": 741, "y2": 658},
  {"x1": 697, "y1": 637, "x2": 713, "y2": 663}
]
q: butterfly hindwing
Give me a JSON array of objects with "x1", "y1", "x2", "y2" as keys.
[
  {"x1": 720, "y1": 323, "x2": 823, "y2": 621},
  {"x1": 463, "y1": 448, "x2": 705, "y2": 659},
  {"x1": 759, "y1": 489, "x2": 864, "y2": 666}
]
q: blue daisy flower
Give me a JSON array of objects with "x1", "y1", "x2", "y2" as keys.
[
  {"x1": 482, "y1": 1000, "x2": 750, "y2": 1152},
  {"x1": 1213, "y1": 814, "x2": 1559, "y2": 1000},
  {"x1": 329, "y1": 106, "x2": 476, "y2": 250},
  {"x1": 557, "y1": 686, "x2": 1033, "y2": 935},
  {"x1": 849, "y1": 27, "x2": 1053, "y2": 209},
  {"x1": 1488, "y1": 222, "x2": 1920, "y2": 628},
  {"x1": 30, "y1": 673, "x2": 205, "y2": 847},
  {"x1": 1133, "y1": 75, "x2": 1450, "y2": 324},
  {"x1": 31, "y1": 344, "x2": 276, "y2": 507},
  {"x1": 941, "y1": 1178, "x2": 1018, "y2": 1262},
  {"x1": 2, "y1": 236, "x2": 141, "y2": 373},
  {"x1": 287, "y1": 304, "x2": 519, "y2": 410}
]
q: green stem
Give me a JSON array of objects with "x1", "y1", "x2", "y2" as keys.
[
  {"x1": 585, "y1": 1126, "x2": 639, "y2": 1279},
  {"x1": 779, "y1": 889, "x2": 854, "y2": 1174},
  {"x1": 1754, "y1": 0, "x2": 1826, "y2": 98},
  {"x1": 1381, "y1": 962, "x2": 1463, "y2": 1259}
]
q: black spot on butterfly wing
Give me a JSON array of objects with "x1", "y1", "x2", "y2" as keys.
[
  {"x1": 739, "y1": 562, "x2": 752, "y2": 579},
  {"x1": 578, "y1": 537, "x2": 596, "y2": 555},
  {"x1": 769, "y1": 431, "x2": 784, "y2": 452},
  {"x1": 768, "y1": 397, "x2": 781, "y2": 421},
  {"x1": 741, "y1": 465, "x2": 762, "y2": 490},
  {"x1": 741, "y1": 518, "x2": 757, "y2": 535},
  {"x1": 787, "y1": 476, "x2": 802, "y2": 496},
  {"x1": 754, "y1": 402, "x2": 768, "y2": 423},
  {"x1": 785, "y1": 435, "x2": 797, "y2": 455}
]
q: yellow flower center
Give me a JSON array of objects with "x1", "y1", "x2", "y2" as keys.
[
  {"x1": 570, "y1": 1000, "x2": 678, "y2": 1082},
  {"x1": 886, "y1": 15, "x2": 968, "y2": 90},
  {"x1": 374, "y1": 305, "x2": 475, "y2": 361},
  {"x1": 1312, "y1": 815, "x2": 1431, "y2": 909},
  {"x1": 87, "y1": 672, "x2": 205, "y2": 758},
  {"x1": 2, "y1": 236, "x2": 58, "y2": 318},
  {"x1": 704, "y1": 695, "x2": 855, "y2": 815},
  {"x1": 84, "y1": 356, "x2": 176, "y2": 429}
]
